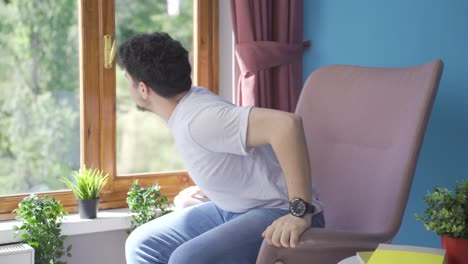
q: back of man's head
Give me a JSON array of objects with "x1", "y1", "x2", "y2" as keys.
[{"x1": 118, "y1": 32, "x2": 192, "y2": 98}]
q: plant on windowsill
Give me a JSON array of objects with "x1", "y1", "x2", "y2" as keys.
[
  {"x1": 13, "y1": 194, "x2": 72, "y2": 264},
  {"x1": 63, "y1": 165, "x2": 108, "y2": 219},
  {"x1": 414, "y1": 179, "x2": 467, "y2": 264},
  {"x1": 126, "y1": 179, "x2": 172, "y2": 234}
]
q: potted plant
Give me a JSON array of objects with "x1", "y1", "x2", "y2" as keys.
[
  {"x1": 63, "y1": 165, "x2": 108, "y2": 219},
  {"x1": 415, "y1": 179, "x2": 467, "y2": 264},
  {"x1": 126, "y1": 179, "x2": 172, "y2": 233},
  {"x1": 13, "y1": 194, "x2": 72, "y2": 264}
]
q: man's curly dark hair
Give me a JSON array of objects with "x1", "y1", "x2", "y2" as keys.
[{"x1": 118, "y1": 32, "x2": 192, "y2": 98}]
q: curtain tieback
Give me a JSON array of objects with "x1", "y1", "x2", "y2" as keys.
[{"x1": 236, "y1": 41, "x2": 310, "y2": 77}]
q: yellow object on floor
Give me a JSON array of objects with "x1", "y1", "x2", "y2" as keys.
[
  {"x1": 356, "y1": 251, "x2": 373, "y2": 264},
  {"x1": 367, "y1": 244, "x2": 445, "y2": 264}
]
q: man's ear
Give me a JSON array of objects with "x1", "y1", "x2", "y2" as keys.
[{"x1": 138, "y1": 82, "x2": 150, "y2": 99}]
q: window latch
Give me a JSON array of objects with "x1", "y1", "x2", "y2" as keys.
[{"x1": 104, "y1": 35, "x2": 116, "y2": 69}]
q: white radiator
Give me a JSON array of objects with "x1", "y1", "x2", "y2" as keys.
[{"x1": 0, "y1": 244, "x2": 34, "y2": 264}]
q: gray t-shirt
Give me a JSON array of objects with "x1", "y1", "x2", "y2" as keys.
[{"x1": 168, "y1": 86, "x2": 314, "y2": 213}]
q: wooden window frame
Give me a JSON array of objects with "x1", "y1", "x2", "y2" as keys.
[{"x1": 0, "y1": 0, "x2": 218, "y2": 221}]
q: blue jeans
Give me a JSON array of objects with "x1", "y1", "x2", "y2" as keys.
[{"x1": 125, "y1": 202, "x2": 325, "y2": 264}]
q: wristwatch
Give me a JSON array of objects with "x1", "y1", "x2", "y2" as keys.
[{"x1": 289, "y1": 198, "x2": 317, "y2": 218}]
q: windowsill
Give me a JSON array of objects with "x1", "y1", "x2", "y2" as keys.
[{"x1": 0, "y1": 208, "x2": 131, "y2": 245}]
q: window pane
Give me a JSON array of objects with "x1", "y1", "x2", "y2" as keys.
[
  {"x1": 0, "y1": 0, "x2": 80, "y2": 195},
  {"x1": 115, "y1": 0, "x2": 192, "y2": 174}
]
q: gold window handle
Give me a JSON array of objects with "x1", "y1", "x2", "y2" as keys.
[{"x1": 104, "y1": 35, "x2": 116, "y2": 69}]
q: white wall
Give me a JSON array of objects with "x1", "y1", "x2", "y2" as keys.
[
  {"x1": 64, "y1": 230, "x2": 127, "y2": 264},
  {"x1": 63, "y1": 5, "x2": 233, "y2": 264},
  {"x1": 218, "y1": 0, "x2": 234, "y2": 102}
]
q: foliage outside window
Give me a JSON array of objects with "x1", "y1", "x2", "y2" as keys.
[{"x1": 0, "y1": 0, "x2": 80, "y2": 196}]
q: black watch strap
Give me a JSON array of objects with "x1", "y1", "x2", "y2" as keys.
[{"x1": 305, "y1": 202, "x2": 316, "y2": 214}]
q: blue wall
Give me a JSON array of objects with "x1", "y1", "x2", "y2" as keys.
[{"x1": 303, "y1": 0, "x2": 468, "y2": 247}]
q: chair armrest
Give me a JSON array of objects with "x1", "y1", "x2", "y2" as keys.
[{"x1": 256, "y1": 228, "x2": 391, "y2": 264}]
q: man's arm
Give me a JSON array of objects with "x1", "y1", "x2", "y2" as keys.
[
  {"x1": 247, "y1": 107, "x2": 313, "y2": 248},
  {"x1": 247, "y1": 108, "x2": 312, "y2": 203}
]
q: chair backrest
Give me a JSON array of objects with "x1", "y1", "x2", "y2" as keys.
[{"x1": 296, "y1": 60, "x2": 443, "y2": 239}]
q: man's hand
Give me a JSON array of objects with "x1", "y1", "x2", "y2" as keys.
[
  {"x1": 179, "y1": 185, "x2": 207, "y2": 199},
  {"x1": 262, "y1": 214, "x2": 311, "y2": 248},
  {"x1": 174, "y1": 185, "x2": 209, "y2": 209}
]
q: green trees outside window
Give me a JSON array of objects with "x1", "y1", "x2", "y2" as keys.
[{"x1": 0, "y1": 0, "x2": 193, "y2": 195}]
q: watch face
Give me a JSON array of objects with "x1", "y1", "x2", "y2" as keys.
[{"x1": 290, "y1": 198, "x2": 307, "y2": 217}]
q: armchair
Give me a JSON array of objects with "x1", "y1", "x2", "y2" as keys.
[{"x1": 256, "y1": 60, "x2": 444, "y2": 264}]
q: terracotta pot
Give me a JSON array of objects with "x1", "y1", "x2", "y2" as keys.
[{"x1": 440, "y1": 236, "x2": 468, "y2": 264}]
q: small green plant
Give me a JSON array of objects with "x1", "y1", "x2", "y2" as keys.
[
  {"x1": 63, "y1": 165, "x2": 108, "y2": 200},
  {"x1": 13, "y1": 194, "x2": 72, "y2": 264},
  {"x1": 415, "y1": 179, "x2": 468, "y2": 238},
  {"x1": 126, "y1": 179, "x2": 172, "y2": 233}
]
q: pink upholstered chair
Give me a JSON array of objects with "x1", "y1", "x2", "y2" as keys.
[{"x1": 256, "y1": 60, "x2": 444, "y2": 264}]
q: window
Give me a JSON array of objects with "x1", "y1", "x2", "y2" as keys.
[
  {"x1": 115, "y1": 0, "x2": 192, "y2": 174},
  {"x1": 0, "y1": 0, "x2": 218, "y2": 220}
]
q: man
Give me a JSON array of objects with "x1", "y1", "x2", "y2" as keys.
[{"x1": 120, "y1": 32, "x2": 324, "y2": 264}]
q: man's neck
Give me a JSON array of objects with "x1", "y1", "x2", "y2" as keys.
[{"x1": 148, "y1": 90, "x2": 190, "y2": 122}]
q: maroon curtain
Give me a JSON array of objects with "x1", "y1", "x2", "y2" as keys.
[{"x1": 230, "y1": 0, "x2": 307, "y2": 112}]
